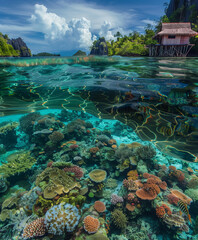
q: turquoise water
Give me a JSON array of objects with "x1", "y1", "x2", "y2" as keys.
[{"x1": 0, "y1": 56, "x2": 198, "y2": 240}]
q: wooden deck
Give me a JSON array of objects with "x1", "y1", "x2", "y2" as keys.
[{"x1": 148, "y1": 44, "x2": 194, "y2": 57}]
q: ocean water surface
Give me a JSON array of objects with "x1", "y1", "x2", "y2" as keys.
[{"x1": 0, "y1": 56, "x2": 198, "y2": 240}]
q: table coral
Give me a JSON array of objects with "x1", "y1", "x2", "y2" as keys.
[
  {"x1": 170, "y1": 189, "x2": 192, "y2": 205},
  {"x1": 89, "y1": 169, "x2": 107, "y2": 183},
  {"x1": 35, "y1": 167, "x2": 81, "y2": 199},
  {"x1": 136, "y1": 182, "x2": 160, "y2": 200}
]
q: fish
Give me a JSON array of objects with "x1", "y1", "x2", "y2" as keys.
[{"x1": 178, "y1": 200, "x2": 192, "y2": 223}]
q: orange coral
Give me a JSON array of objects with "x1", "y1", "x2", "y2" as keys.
[
  {"x1": 156, "y1": 204, "x2": 172, "y2": 218},
  {"x1": 127, "y1": 170, "x2": 138, "y2": 181},
  {"x1": 136, "y1": 183, "x2": 160, "y2": 200},
  {"x1": 94, "y1": 201, "x2": 106, "y2": 213},
  {"x1": 83, "y1": 215, "x2": 100, "y2": 234},
  {"x1": 108, "y1": 139, "x2": 117, "y2": 145},
  {"x1": 170, "y1": 189, "x2": 192, "y2": 205},
  {"x1": 156, "y1": 206, "x2": 166, "y2": 218},
  {"x1": 111, "y1": 144, "x2": 117, "y2": 149},
  {"x1": 159, "y1": 181, "x2": 167, "y2": 190},
  {"x1": 126, "y1": 203, "x2": 135, "y2": 212},
  {"x1": 89, "y1": 147, "x2": 99, "y2": 154},
  {"x1": 169, "y1": 166, "x2": 177, "y2": 171}
]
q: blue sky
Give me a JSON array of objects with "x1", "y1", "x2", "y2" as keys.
[{"x1": 0, "y1": 0, "x2": 166, "y2": 55}]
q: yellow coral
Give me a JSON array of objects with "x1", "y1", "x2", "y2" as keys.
[
  {"x1": 0, "y1": 122, "x2": 18, "y2": 135},
  {"x1": 0, "y1": 151, "x2": 36, "y2": 178},
  {"x1": 36, "y1": 167, "x2": 81, "y2": 199}
]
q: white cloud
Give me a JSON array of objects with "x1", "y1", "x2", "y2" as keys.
[
  {"x1": 99, "y1": 21, "x2": 115, "y2": 41},
  {"x1": 141, "y1": 19, "x2": 156, "y2": 26},
  {"x1": 30, "y1": 4, "x2": 96, "y2": 50}
]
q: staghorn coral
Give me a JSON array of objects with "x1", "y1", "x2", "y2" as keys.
[
  {"x1": 89, "y1": 169, "x2": 107, "y2": 183},
  {"x1": 22, "y1": 217, "x2": 46, "y2": 239},
  {"x1": 94, "y1": 201, "x2": 106, "y2": 213},
  {"x1": 83, "y1": 215, "x2": 100, "y2": 234},
  {"x1": 111, "y1": 209, "x2": 128, "y2": 229},
  {"x1": 0, "y1": 151, "x2": 36, "y2": 178},
  {"x1": 45, "y1": 203, "x2": 80, "y2": 235},
  {"x1": 35, "y1": 167, "x2": 81, "y2": 199}
]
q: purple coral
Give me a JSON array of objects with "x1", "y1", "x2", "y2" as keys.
[{"x1": 111, "y1": 194, "x2": 124, "y2": 205}]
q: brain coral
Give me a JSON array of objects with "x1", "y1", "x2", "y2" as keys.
[
  {"x1": 45, "y1": 203, "x2": 80, "y2": 235},
  {"x1": 83, "y1": 215, "x2": 100, "y2": 234},
  {"x1": 22, "y1": 217, "x2": 46, "y2": 239},
  {"x1": 89, "y1": 169, "x2": 107, "y2": 183}
]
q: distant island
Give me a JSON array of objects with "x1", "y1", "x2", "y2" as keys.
[
  {"x1": 73, "y1": 50, "x2": 86, "y2": 56},
  {"x1": 0, "y1": 32, "x2": 31, "y2": 57},
  {"x1": 33, "y1": 52, "x2": 60, "y2": 57}
]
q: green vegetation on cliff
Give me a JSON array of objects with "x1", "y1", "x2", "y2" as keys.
[
  {"x1": 0, "y1": 33, "x2": 20, "y2": 57},
  {"x1": 92, "y1": 27, "x2": 157, "y2": 56}
]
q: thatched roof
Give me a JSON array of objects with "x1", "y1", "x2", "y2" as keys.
[{"x1": 157, "y1": 22, "x2": 198, "y2": 36}]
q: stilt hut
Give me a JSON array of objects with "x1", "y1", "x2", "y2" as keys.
[{"x1": 149, "y1": 22, "x2": 198, "y2": 57}]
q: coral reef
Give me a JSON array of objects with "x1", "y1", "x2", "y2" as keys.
[
  {"x1": 45, "y1": 203, "x2": 80, "y2": 235},
  {"x1": 83, "y1": 215, "x2": 100, "y2": 234},
  {"x1": 111, "y1": 209, "x2": 128, "y2": 229},
  {"x1": 0, "y1": 151, "x2": 36, "y2": 178},
  {"x1": 22, "y1": 217, "x2": 46, "y2": 239}
]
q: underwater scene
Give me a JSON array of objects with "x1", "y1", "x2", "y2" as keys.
[{"x1": 0, "y1": 56, "x2": 198, "y2": 240}]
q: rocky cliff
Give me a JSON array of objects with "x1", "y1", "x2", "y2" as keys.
[
  {"x1": 7, "y1": 37, "x2": 31, "y2": 57},
  {"x1": 90, "y1": 38, "x2": 108, "y2": 55},
  {"x1": 167, "y1": 0, "x2": 198, "y2": 22}
]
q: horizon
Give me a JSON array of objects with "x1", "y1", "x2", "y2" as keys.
[{"x1": 0, "y1": 0, "x2": 166, "y2": 56}]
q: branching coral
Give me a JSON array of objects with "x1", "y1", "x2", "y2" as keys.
[
  {"x1": 0, "y1": 151, "x2": 36, "y2": 178},
  {"x1": 22, "y1": 217, "x2": 46, "y2": 239},
  {"x1": 19, "y1": 112, "x2": 41, "y2": 134}
]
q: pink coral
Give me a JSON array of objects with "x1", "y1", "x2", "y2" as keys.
[
  {"x1": 111, "y1": 194, "x2": 124, "y2": 205},
  {"x1": 64, "y1": 165, "x2": 84, "y2": 179},
  {"x1": 22, "y1": 217, "x2": 46, "y2": 239}
]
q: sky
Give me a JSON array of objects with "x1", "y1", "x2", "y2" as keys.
[{"x1": 0, "y1": 0, "x2": 166, "y2": 55}]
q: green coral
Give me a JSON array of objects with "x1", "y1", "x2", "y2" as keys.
[
  {"x1": 0, "y1": 122, "x2": 18, "y2": 135},
  {"x1": 33, "y1": 194, "x2": 85, "y2": 217},
  {"x1": 111, "y1": 209, "x2": 128, "y2": 229},
  {"x1": 0, "y1": 151, "x2": 36, "y2": 178}
]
